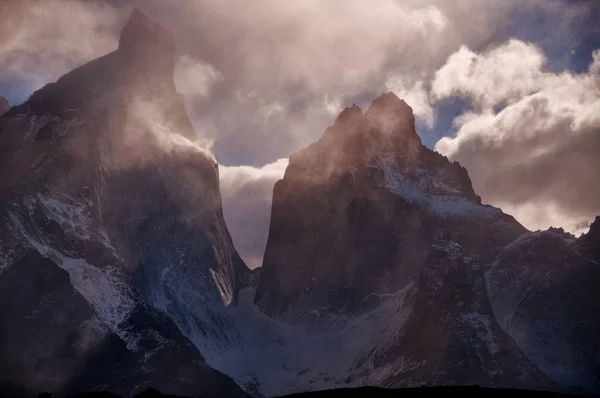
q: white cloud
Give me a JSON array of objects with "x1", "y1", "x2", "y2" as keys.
[
  {"x1": 496, "y1": 201, "x2": 592, "y2": 237},
  {"x1": 431, "y1": 40, "x2": 548, "y2": 110},
  {"x1": 135, "y1": 0, "x2": 546, "y2": 165},
  {"x1": 219, "y1": 159, "x2": 288, "y2": 269},
  {"x1": 434, "y1": 39, "x2": 600, "y2": 235},
  {"x1": 3, "y1": 0, "x2": 598, "y2": 263},
  {"x1": 174, "y1": 55, "x2": 223, "y2": 100},
  {"x1": 219, "y1": 158, "x2": 288, "y2": 194},
  {"x1": 5, "y1": 0, "x2": 593, "y2": 165}
]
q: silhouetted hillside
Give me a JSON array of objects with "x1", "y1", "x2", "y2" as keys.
[{"x1": 28, "y1": 386, "x2": 587, "y2": 398}]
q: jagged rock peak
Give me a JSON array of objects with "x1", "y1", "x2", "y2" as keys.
[
  {"x1": 583, "y1": 215, "x2": 600, "y2": 241},
  {"x1": 366, "y1": 92, "x2": 418, "y2": 138},
  {"x1": 285, "y1": 93, "x2": 429, "y2": 183},
  {"x1": 0, "y1": 97, "x2": 9, "y2": 116},
  {"x1": 328, "y1": 93, "x2": 420, "y2": 142},
  {"x1": 334, "y1": 103, "x2": 363, "y2": 124},
  {"x1": 283, "y1": 92, "x2": 482, "y2": 208},
  {"x1": 118, "y1": 8, "x2": 175, "y2": 56},
  {"x1": 331, "y1": 93, "x2": 417, "y2": 134},
  {"x1": 590, "y1": 215, "x2": 600, "y2": 230},
  {"x1": 569, "y1": 215, "x2": 600, "y2": 253},
  {"x1": 4, "y1": 9, "x2": 182, "y2": 119},
  {"x1": 367, "y1": 92, "x2": 414, "y2": 117}
]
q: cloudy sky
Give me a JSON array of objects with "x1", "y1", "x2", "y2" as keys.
[{"x1": 1, "y1": 0, "x2": 599, "y2": 269}]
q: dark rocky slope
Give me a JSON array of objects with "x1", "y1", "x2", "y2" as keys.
[
  {"x1": 0, "y1": 9, "x2": 249, "y2": 398},
  {"x1": 255, "y1": 93, "x2": 598, "y2": 393},
  {"x1": 279, "y1": 386, "x2": 580, "y2": 398},
  {"x1": 0, "y1": 96, "x2": 8, "y2": 116},
  {"x1": 487, "y1": 219, "x2": 600, "y2": 391},
  {"x1": 36, "y1": 386, "x2": 582, "y2": 398},
  {"x1": 256, "y1": 95, "x2": 523, "y2": 318}
]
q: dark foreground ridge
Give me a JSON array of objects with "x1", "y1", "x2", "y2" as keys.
[
  {"x1": 32, "y1": 386, "x2": 586, "y2": 398},
  {"x1": 280, "y1": 386, "x2": 588, "y2": 397}
]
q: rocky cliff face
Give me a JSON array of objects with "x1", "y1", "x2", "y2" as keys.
[
  {"x1": 486, "y1": 220, "x2": 600, "y2": 392},
  {"x1": 0, "y1": 9, "x2": 249, "y2": 398},
  {"x1": 0, "y1": 97, "x2": 8, "y2": 116},
  {"x1": 253, "y1": 93, "x2": 597, "y2": 394},
  {"x1": 256, "y1": 94, "x2": 524, "y2": 319}
]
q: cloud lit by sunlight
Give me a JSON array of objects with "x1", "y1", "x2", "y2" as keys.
[{"x1": 1, "y1": 0, "x2": 599, "y2": 266}]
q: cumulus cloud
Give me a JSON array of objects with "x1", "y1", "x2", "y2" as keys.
[
  {"x1": 3, "y1": 0, "x2": 593, "y2": 165},
  {"x1": 136, "y1": 0, "x2": 554, "y2": 166},
  {"x1": 219, "y1": 159, "x2": 288, "y2": 269},
  {"x1": 174, "y1": 55, "x2": 223, "y2": 100},
  {"x1": 431, "y1": 40, "x2": 548, "y2": 110},
  {"x1": 434, "y1": 41, "x2": 600, "y2": 235},
  {"x1": 2, "y1": 0, "x2": 598, "y2": 265}
]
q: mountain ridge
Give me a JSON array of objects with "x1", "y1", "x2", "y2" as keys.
[
  {"x1": 0, "y1": 8, "x2": 598, "y2": 398},
  {"x1": 253, "y1": 90, "x2": 598, "y2": 394},
  {"x1": 0, "y1": 8, "x2": 250, "y2": 398}
]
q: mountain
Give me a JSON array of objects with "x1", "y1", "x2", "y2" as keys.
[
  {"x1": 282, "y1": 386, "x2": 576, "y2": 398},
  {"x1": 250, "y1": 93, "x2": 598, "y2": 394},
  {"x1": 1, "y1": 9, "x2": 598, "y2": 398},
  {"x1": 486, "y1": 219, "x2": 600, "y2": 391},
  {"x1": 0, "y1": 97, "x2": 8, "y2": 116},
  {"x1": 31, "y1": 386, "x2": 582, "y2": 398},
  {"x1": 0, "y1": 9, "x2": 249, "y2": 398},
  {"x1": 256, "y1": 94, "x2": 522, "y2": 317}
]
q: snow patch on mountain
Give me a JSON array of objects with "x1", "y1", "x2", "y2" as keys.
[
  {"x1": 60, "y1": 257, "x2": 136, "y2": 335},
  {"x1": 207, "y1": 217, "x2": 238, "y2": 306},
  {"x1": 6, "y1": 197, "x2": 138, "y2": 349},
  {"x1": 143, "y1": 258, "x2": 243, "y2": 357},
  {"x1": 210, "y1": 268, "x2": 235, "y2": 306},
  {"x1": 204, "y1": 283, "x2": 415, "y2": 397},
  {"x1": 37, "y1": 192, "x2": 118, "y2": 255},
  {"x1": 0, "y1": 237, "x2": 26, "y2": 274},
  {"x1": 372, "y1": 158, "x2": 498, "y2": 219}
]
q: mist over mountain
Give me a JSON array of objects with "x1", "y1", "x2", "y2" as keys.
[
  {"x1": 0, "y1": 7, "x2": 599, "y2": 398},
  {"x1": 255, "y1": 92, "x2": 599, "y2": 394},
  {"x1": 0, "y1": 10, "x2": 249, "y2": 398}
]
